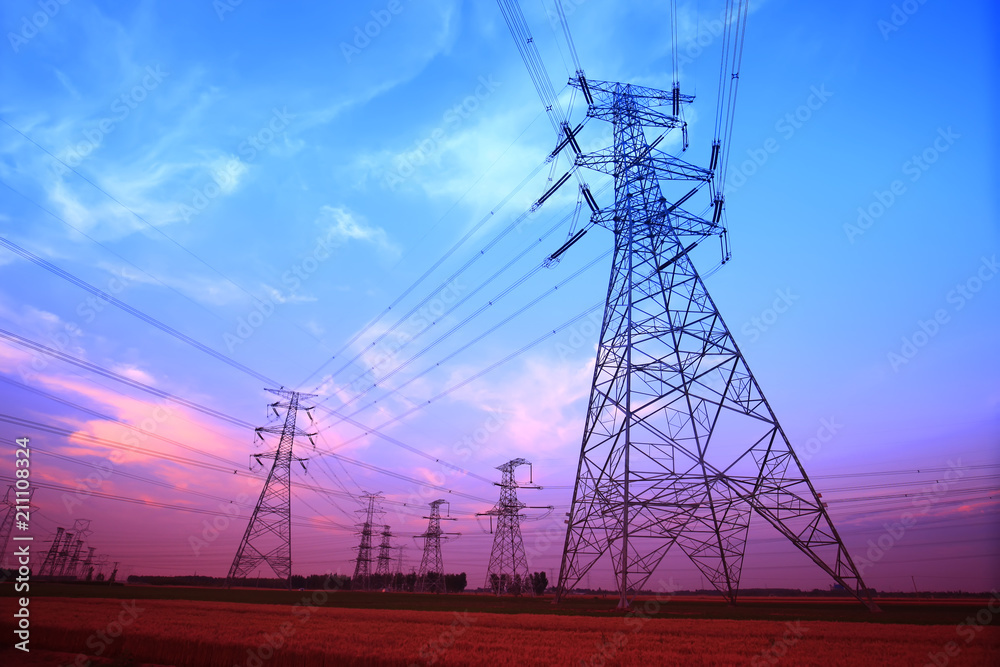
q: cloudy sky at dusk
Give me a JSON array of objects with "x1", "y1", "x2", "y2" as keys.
[{"x1": 0, "y1": 0, "x2": 996, "y2": 594}]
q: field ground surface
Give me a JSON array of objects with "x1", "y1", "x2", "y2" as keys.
[{"x1": 1, "y1": 585, "x2": 998, "y2": 665}]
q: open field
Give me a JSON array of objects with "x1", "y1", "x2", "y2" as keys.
[
  {"x1": 1, "y1": 586, "x2": 998, "y2": 666},
  {"x1": 2, "y1": 582, "x2": 998, "y2": 625}
]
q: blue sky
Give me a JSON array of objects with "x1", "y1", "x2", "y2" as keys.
[{"x1": 0, "y1": 0, "x2": 996, "y2": 593}]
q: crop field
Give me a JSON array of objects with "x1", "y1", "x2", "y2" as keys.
[{"x1": 1, "y1": 586, "x2": 998, "y2": 666}]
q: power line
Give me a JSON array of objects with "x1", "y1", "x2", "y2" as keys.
[
  {"x1": 0, "y1": 116, "x2": 303, "y2": 323},
  {"x1": 0, "y1": 237, "x2": 280, "y2": 387}
]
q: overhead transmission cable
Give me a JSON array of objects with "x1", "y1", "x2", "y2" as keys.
[
  {"x1": 0, "y1": 237, "x2": 280, "y2": 387},
  {"x1": 0, "y1": 179, "x2": 230, "y2": 327},
  {"x1": 327, "y1": 249, "x2": 609, "y2": 424},
  {"x1": 0, "y1": 327, "x2": 492, "y2": 499},
  {"x1": 301, "y1": 157, "x2": 551, "y2": 390},
  {"x1": 328, "y1": 179, "x2": 611, "y2": 423},
  {"x1": 0, "y1": 117, "x2": 323, "y2": 345}
]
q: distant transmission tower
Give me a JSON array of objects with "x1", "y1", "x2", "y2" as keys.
[
  {"x1": 550, "y1": 71, "x2": 877, "y2": 610},
  {"x1": 393, "y1": 545, "x2": 406, "y2": 590},
  {"x1": 228, "y1": 389, "x2": 316, "y2": 590},
  {"x1": 38, "y1": 527, "x2": 65, "y2": 576},
  {"x1": 38, "y1": 519, "x2": 91, "y2": 578},
  {"x1": 374, "y1": 525, "x2": 394, "y2": 589},
  {"x1": 478, "y1": 458, "x2": 545, "y2": 595},
  {"x1": 416, "y1": 499, "x2": 457, "y2": 593},
  {"x1": 81, "y1": 547, "x2": 96, "y2": 581},
  {"x1": 352, "y1": 493, "x2": 383, "y2": 591}
]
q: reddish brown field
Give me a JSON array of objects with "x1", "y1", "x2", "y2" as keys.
[{"x1": 1, "y1": 596, "x2": 998, "y2": 666}]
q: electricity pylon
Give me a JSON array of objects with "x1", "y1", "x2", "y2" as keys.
[
  {"x1": 352, "y1": 493, "x2": 383, "y2": 591},
  {"x1": 553, "y1": 76, "x2": 877, "y2": 610},
  {"x1": 478, "y1": 458, "x2": 545, "y2": 595},
  {"x1": 415, "y1": 499, "x2": 457, "y2": 593},
  {"x1": 228, "y1": 389, "x2": 316, "y2": 590},
  {"x1": 38, "y1": 527, "x2": 65, "y2": 576},
  {"x1": 374, "y1": 524, "x2": 394, "y2": 589},
  {"x1": 393, "y1": 545, "x2": 406, "y2": 590}
]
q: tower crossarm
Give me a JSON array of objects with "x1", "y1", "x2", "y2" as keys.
[
  {"x1": 589, "y1": 204, "x2": 719, "y2": 243},
  {"x1": 576, "y1": 148, "x2": 712, "y2": 183},
  {"x1": 573, "y1": 78, "x2": 695, "y2": 111}
]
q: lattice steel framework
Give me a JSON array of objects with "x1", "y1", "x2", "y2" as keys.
[
  {"x1": 479, "y1": 458, "x2": 532, "y2": 595},
  {"x1": 38, "y1": 519, "x2": 92, "y2": 578},
  {"x1": 228, "y1": 389, "x2": 316, "y2": 589},
  {"x1": 38, "y1": 526, "x2": 64, "y2": 576},
  {"x1": 352, "y1": 493, "x2": 383, "y2": 591},
  {"x1": 375, "y1": 525, "x2": 394, "y2": 580},
  {"x1": 416, "y1": 499, "x2": 455, "y2": 593},
  {"x1": 554, "y1": 78, "x2": 876, "y2": 610}
]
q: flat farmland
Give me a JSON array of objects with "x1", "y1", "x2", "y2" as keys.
[{"x1": 1, "y1": 586, "x2": 998, "y2": 666}]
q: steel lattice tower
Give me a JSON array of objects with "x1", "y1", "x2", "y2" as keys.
[
  {"x1": 416, "y1": 499, "x2": 456, "y2": 593},
  {"x1": 374, "y1": 524, "x2": 394, "y2": 588},
  {"x1": 478, "y1": 458, "x2": 534, "y2": 595},
  {"x1": 38, "y1": 527, "x2": 64, "y2": 576},
  {"x1": 352, "y1": 493, "x2": 383, "y2": 591},
  {"x1": 228, "y1": 389, "x2": 316, "y2": 589},
  {"x1": 554, "y1": 77, "x2": 876, "y2": 610},
  {"x1": 82, "y1": 547, "x2": 96, "y2": 581},
  {"x1": 394, "y1": 545, "x2": 406, "y2": 585}
]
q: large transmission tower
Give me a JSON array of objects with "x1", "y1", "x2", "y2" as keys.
[
  {"x1": 478, "y1": 458, "x2": 543, "y2": 595},
  {"x1": 552, "y1": 74, "x2": 876, "y2": 610},
  {"x1": 352, "y1": 493, "x2": 383, "y2": 591},
  {"x1": 228, "y1": 389, "x2": 316, "y2": 589},
  {"x1": 415, "y1": 499, "x2": 457, "y2": 593}
]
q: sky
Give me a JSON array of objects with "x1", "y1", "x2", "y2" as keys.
[{"x1": 0, "y1": 0, "x2": 997, "y2": 595}]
